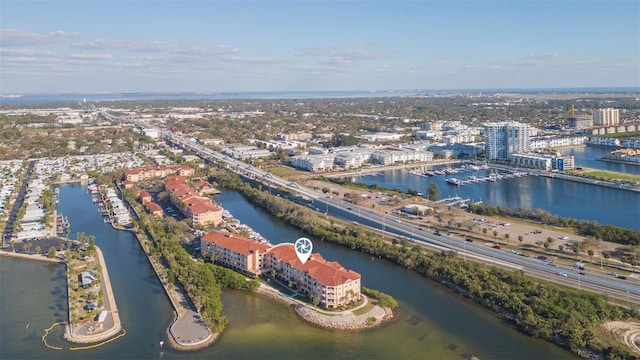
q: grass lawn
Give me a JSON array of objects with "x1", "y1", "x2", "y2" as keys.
[
  {"x1": 352, "y1": 300, "x2": 376, "y2": 316},
  {"x1": 266, "y1": 165, "x2": 302, "y2": 178},
  {"x1": 567, "y1": 169, "x2": 640, "y2": 183}
]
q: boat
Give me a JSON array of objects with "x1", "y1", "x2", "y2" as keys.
[
  {"x1": 446, "y1": 178, "x2": 462, "y2": 186},
  {"x1": 434, "y1": 170, "x2": 445, "y2": 175},
  {"x1": 424, "y1": 171, "x2": 435, "y2": 176}
]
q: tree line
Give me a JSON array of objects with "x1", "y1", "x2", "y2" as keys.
[{"x1": 137, "y1": 201, "x2": 259, "y2": 334}]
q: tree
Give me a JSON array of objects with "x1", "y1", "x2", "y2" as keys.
[
  {"x1": 427, "y1": 183, "x2": 440, "y2": 201},
  {"x1": 48, "y1": 247, "x2": 57, "y2": 258},
  {"x1": 518, "y1": 235, "x2": 523, "y2": 245},
  {"x1": 504, "y1": 233, "x2": 510, "y2": 245},
  {"x1": 587, "y1": 249, "x2": 594, "y2": 262},
  {"x1": 572, "y1": 245, "x2": 580, "y2": 260},
  {"x1": 35, "y1": 245, "x2": 41, "y2": 255},
  {"x1": 493, "y1": 230, "x2": 498, "y2": 241},
  {"x1": 482, "y1": 228, "x2": 488, "y2": 240},
  {"x1": 558, "y1": 244, "x2": 564, "y2": 253}
]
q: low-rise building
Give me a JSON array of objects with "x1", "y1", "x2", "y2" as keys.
[
  {"x1": 201, "y1": 232, "x2": 271, "y2": 276},
  {"x1": 200, "y1": 231, "x2": 361, "y2": 309},
  {"x1": 166, "y1": 175, "x2": 222, "y2": 226},
  {"x1": 266, "y1": 243, "x2": 361, "y2": 309}
]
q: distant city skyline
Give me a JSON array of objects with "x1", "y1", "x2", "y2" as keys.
[{"x1": 1, "y1": 0, "x2": 639, "y2": 94}]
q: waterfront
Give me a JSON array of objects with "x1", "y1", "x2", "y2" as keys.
[
  {"x1": 0, "y1": 184, "x2": 576, "y2": 359},
  {"x1": 352, "y1": 146, "x2": 640, "y2": 231},
  {"x1": 566, "y1": 146, "x2": 640, "y2": 175}
]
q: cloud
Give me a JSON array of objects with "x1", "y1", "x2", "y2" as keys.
[
  {"x1": 522, "y1": 52, "x2": 560, "y2": 60},
  {"x1": 297, "y1": 44, "x2": 401, "y2": 62},
  {"x1": 67, "y1": 53, "x2": 112, "y2": 60},
  {"x1": 0, "y1": 48, "x2": 56, "y2": 56},
  {"x1": 221, "y1": 55, "x2": 280, "y2": 64},
  {"x1": 72, "y1": 39, "x2": 239, "y2": 56},
  {"x1": 0, "y1": 28, "x2": 78, "y2": 46}
]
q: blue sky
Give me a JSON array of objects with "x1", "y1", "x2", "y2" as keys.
[{"x1": 1, "y1": 0, "x2": 639, "y2": 94}]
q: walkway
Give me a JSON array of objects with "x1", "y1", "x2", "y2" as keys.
[{"x1": 135, "y1": 233, "x2": 213, "y2": 348}]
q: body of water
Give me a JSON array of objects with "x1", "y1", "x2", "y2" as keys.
[
  {"x1": 2, "y1": 87, "x2": 638, "y2": 105},
  {"x1": 354, "y1": 147, "x2": 640, "y2": 230},
  {"x1": 565, "y1": 146, "x2": 640, "y2": 175},
  {"x1": 0, "y1": 184, "x2": 577, "y2": 359}
]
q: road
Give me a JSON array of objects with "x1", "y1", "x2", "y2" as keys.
[{"x1": 96, "y1": 115, "x2": 640, "y2": 305}]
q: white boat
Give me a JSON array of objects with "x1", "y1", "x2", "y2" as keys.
[{"x1": 446, "y1": 178, "x2": 462, "y2": 186}]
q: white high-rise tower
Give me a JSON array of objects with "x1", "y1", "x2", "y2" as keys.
[
  {"x1": 484, "y1": 121, "x2": 531, "y2": 160},
  {"x1": 593, "y1": 108, "x2": 619, "y2": 126}
]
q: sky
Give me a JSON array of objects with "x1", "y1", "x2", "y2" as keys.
[{"x1": 1, "y1": 0, "x2": 639, "y2": 94}]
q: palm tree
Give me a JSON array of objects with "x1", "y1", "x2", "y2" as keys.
[
  {"x1": 35, "y1": 245, "x2": 41, "y2": 255},
  {"x1": 588, "y1": 249, "x2": 594, "y2": 263}
]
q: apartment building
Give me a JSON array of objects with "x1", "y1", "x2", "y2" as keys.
[
  {"x1": 484, "y1": 121, "x2": 531, "y2": 160},
  {"x1": 201, "y1": 232, "x2": 270, "y2": 276},
  {"x1": 200, "y1": 231, "x2": 361, "y2": 309},
  {"x1": 165, "y1": 176, "x2": 222, "y2": 226},
  {"x1": 124, "y1": 165, "x2": 195, "y2": 182}
]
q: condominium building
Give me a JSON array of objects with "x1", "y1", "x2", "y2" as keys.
[
  {"x1": 199, "y1": 231, "x2": 362, "y2": 309},
  {"x1": 265, "y1": 243, "x2": 361, "y2": 308},
  {"x1": 593, "y1": 108, "x2": 620, "y2": 126},
  {"x1": 124, "y1": 165, "x2": 194, "y2": 182},
  {"x1": 201, "y1": 232, "x2": 270, "y2": 276},
  {"x1": 165, "y1": 175, "x2": 222, "y2": 226},
  {"x1": 484, "y1": 121, "x2": 531, "y2": 160}
]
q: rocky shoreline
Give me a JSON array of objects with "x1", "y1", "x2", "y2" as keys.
[{"x1": 257, "y1": 286, "x2": 394, "y2": 330}]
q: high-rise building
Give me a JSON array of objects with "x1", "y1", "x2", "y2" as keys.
[
  {"x1": 593, "y1": 108, "x2": 619, "y2": 126},
  {"x1": 484, "y1": 121, "x2": 531, "y2": 160},
  {"x1": 567, "y1": 115, "x2": 593, "y2": 129}
]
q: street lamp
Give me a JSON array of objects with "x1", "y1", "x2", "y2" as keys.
[{"x1": 383, "y1": 211, "x2": 387, "y2": 230}]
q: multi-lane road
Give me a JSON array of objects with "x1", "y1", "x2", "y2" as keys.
[{"x1": 160, "y1": 129, "x2": 639, "y2": 304}]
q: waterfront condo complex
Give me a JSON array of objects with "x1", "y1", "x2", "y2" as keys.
[
  {"x1": 201, "y1": 231, "x2": 362, "y2": 308},
  {"x1": 483, "y1": 121, "x2": 532, "y2": 161}
]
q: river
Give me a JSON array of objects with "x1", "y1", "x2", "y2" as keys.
[{"x1": 0, "y1": 184, "x2": 576, "y2": 359}]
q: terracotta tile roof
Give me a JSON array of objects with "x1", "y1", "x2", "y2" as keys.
[
  {"x1": 146, "y1": 202, "x2": 162, "y2": 213},
  {"x1": 268, "y1": 243, "x2": 360, "y2": 286},
  {"x1": 193, "y1": 180, "x2": 211, "y2": 188},
  {"x1": 202, "y1": 231, "x2": 270, "y2": 256}
]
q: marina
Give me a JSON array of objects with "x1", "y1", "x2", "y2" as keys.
[
  {"x1": 412, "y1": 164, "x2": 530, "y2": 186},
  {"x1": 358, "y1": 164, "x2": 640, "y2": 230}
]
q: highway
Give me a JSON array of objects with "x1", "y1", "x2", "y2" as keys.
[{"x1": 88, "y1": 115, "x2": 631, "y2": 305}]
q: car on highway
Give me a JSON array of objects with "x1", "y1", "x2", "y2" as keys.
[{"x1": 557, "y1": 272, "x2": 568, "y2": 277}]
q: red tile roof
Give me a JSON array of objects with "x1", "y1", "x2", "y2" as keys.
[
  {"x1": 268, "y1": 243, "x2": 360, "y2": 286},
  {"x1": 201, "y1": 231, "x2": 270, "y2": 256},
  {"x1": 146, "y1": 202, "x2": 163, "y2": 213}
]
